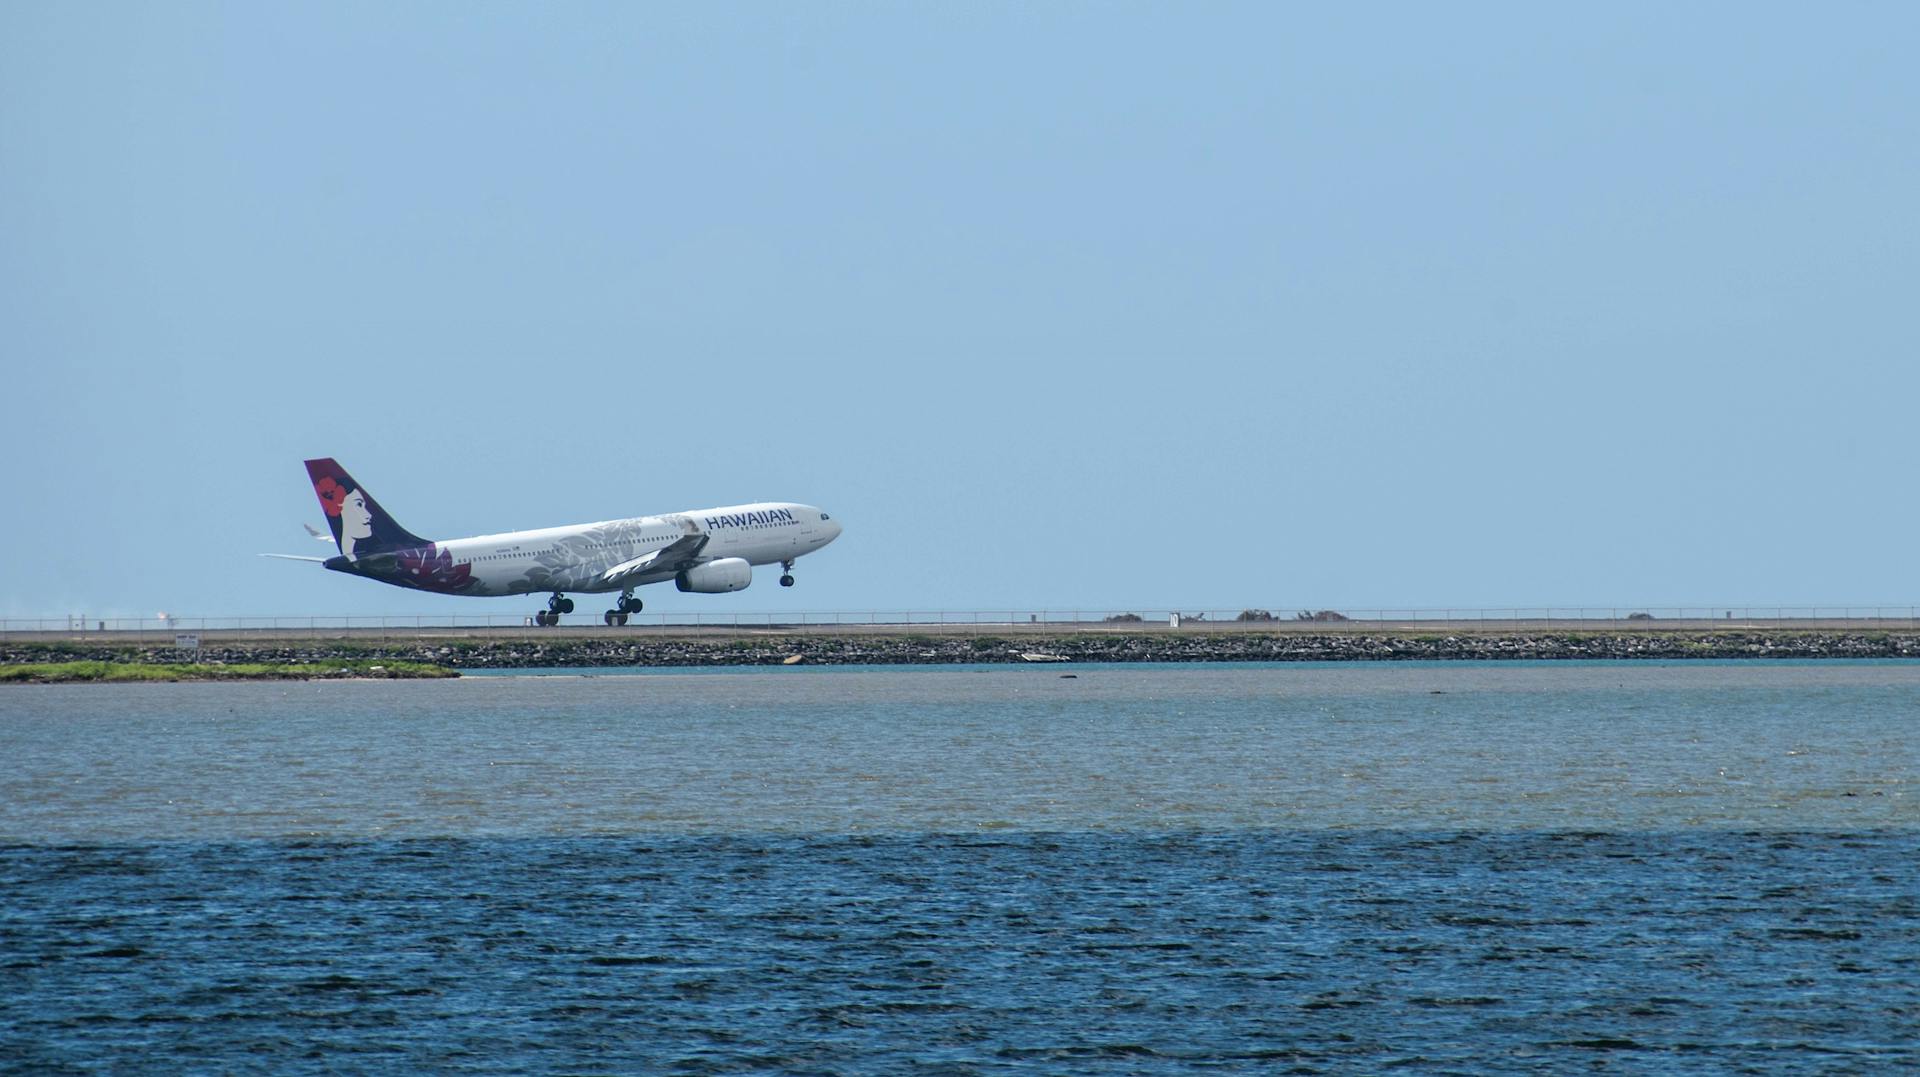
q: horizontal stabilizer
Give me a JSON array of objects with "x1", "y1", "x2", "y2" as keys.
[
  {"x1": 260, "y1": 553, "x2": 329, "y2": 563},
  {"x1": 304, "y1": 523, "x2": 333, "y2": 543}
]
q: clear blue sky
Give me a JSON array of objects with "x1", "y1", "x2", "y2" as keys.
[{"x1": 3, "y1": 3, "x2": 1916, "y2": 619}]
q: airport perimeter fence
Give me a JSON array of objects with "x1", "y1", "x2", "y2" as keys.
[{"x1": 6, "y1": 607, "x2": 1920, "y2": 637}]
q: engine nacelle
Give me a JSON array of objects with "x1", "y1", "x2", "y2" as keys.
[{"x1": 676, "y1": 557, "x2": 753, "y2": 593}]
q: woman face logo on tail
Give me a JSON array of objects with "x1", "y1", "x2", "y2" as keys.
[
  {"x1": 314, "y1": 473, "x2": 376, "y2": 559},
  {"x1": 305, "y1": 457, "x2": 433, "y2": 561},
  {"x1": 339, "y1": 490, "x2": 374, "y2": 557}
]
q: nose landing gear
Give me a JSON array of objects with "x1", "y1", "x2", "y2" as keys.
[
  {"x1": 604, "y1": 589, "x2": 642, "y2": 626},
  {"x1": 534, "y1": 593, "x2": 574, "y2": 626},
  {"x1": 779, "y1": 559, "x2": 796, "y2": 588}
]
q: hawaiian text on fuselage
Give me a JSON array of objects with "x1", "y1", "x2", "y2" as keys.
[{"x1": 704, "y1": 509, "x2": 797, "y2": 530}]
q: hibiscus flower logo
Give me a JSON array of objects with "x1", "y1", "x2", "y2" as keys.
[
  {"x1": 396, "y1": 544, "x2": 475, "y2": 593},
  {"x1": 314, "y1": 476, "x2": 347, "y2": 517}
]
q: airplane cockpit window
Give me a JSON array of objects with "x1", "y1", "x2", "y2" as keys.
[{"x1": 820, "y1": 513, "x2": 831, "y2": 520}]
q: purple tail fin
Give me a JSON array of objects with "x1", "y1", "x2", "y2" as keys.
[{"x1": 303, "y1": 458, "x2": 429, "y2": 559}]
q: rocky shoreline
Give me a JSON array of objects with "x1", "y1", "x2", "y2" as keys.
[{"x1": 7, "y1": 631, "x2": 1920, "y2": 670}]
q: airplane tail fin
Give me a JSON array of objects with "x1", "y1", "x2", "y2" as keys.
[{"x1": 303, "y1": 458, "x2": 429, "y2": 558}]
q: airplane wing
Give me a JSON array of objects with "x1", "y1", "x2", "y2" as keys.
[{"x1": 600, "y1": 532, "x2": 709, "y2": 589}]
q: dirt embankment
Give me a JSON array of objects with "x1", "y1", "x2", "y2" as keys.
[{"x1": 6, "y1": 631, "x2": 1919, "y2": 670}]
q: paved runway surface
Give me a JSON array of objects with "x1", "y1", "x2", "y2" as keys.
[{"x1": 8, "y1": 618, "x2": 1920, "y2": 645}]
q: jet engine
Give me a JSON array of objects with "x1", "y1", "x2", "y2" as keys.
[{"x1": 676, "y1": 557, "x2": 753, "y2": 593}]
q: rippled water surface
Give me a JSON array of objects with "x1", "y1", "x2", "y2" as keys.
[{"x1": 3, "y1": 662, "x2": 1916, "y2": 1071}]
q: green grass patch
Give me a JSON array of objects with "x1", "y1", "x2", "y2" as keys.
[{"x1": 0, "y1": 660, "x2": 458, "y2": 684}]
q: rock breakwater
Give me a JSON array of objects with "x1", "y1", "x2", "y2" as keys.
[{"x1": 7, "y1": 631, "x2": 1920, "y2": 670}]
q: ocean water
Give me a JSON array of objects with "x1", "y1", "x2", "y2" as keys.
[{"x1": 2, "y1": 662, "x2": 1916, "y2": 1072}]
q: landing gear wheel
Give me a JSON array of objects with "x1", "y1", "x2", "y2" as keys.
[
  {"x1": 780, "y1": 574, "x2": 795, "y2": 587},
  {"x1": 558, "y1": 597, "x2": 575, "y2": 614},
  {"x1": 604, "y1": 610, "x2": 629, "y2": 626},
  {"x1": 779, "y1": 560, "x2": 796, "y2": 588},
  {"x1": 534, "y1": 610, "x2": 556, "y2": 627},
  {"x1": 616, "y1": 590, "x2": 643, "y2": 615}
]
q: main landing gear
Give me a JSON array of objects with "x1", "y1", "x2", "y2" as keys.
[
  {"x1": 779, "y1": 559, "x2": 796, "y2": 588},
  {"x1": 604, "y1": 588, "x2": 642, "y2": 626},
  {"x1": 534, "y1": 593, "x2": 574, "y2": 627}
]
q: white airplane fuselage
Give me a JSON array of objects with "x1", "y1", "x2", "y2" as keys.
[{"x1": 430, "y1": 502, "x2": 841, "y2": 597}]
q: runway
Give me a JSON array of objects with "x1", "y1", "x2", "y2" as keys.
[{"x1": 7, "y1": 616, "x2": 1920, "y2": 645}]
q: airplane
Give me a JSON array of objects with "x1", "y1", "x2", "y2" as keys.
[{"x1": 272, "y1": 458, "x2": 842, "y2": 625}]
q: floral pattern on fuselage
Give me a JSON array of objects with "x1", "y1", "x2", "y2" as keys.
[
  {"x1": 396, "y1": 544, "x2": 476, "y2": 593},
  {"x1": 510, "y1": 522, "x2": 640, "y2": 595},
  {"x1": 339, "y1": 543, "x2": 478, "y2": 594}
]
